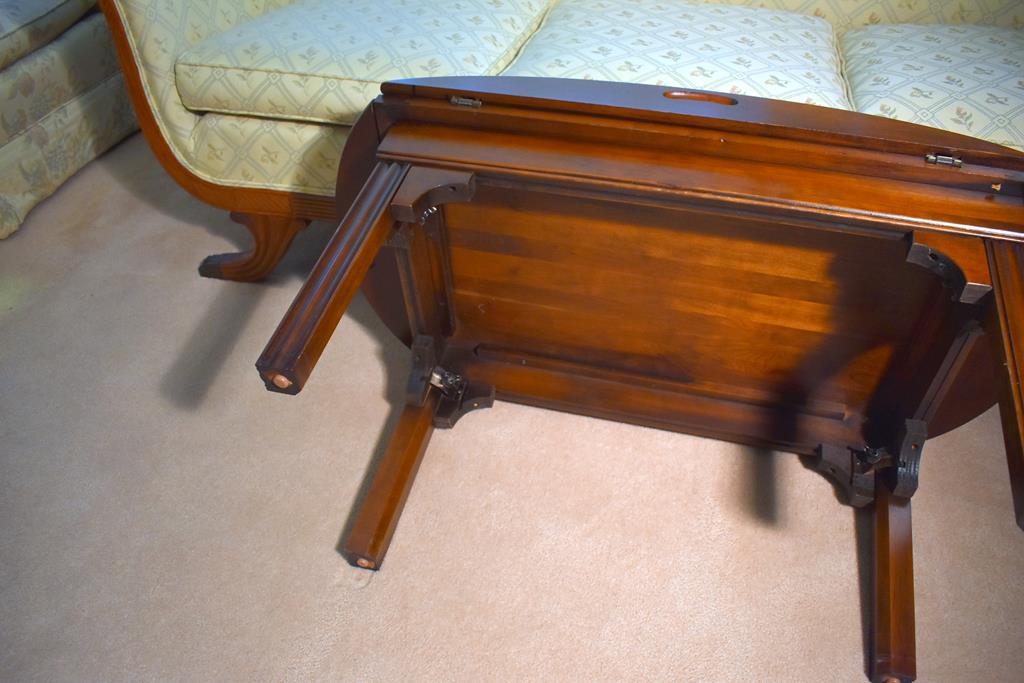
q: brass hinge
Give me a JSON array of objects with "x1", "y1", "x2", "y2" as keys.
[
  {"x1": 925, "y1": 153, "x2": 963, "y2": 168},
  {"x1": 449, "y1": 96, "x2": 482, "y2": 108}
]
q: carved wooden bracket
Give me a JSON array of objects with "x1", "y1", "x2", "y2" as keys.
[
  {"x1": 814, "y1": 444, "x2": 875, "y2": 507},
  {"x1": 435, "y1": 382, "x2": 496, "y2": 429},
  {"x1": 905, "y1": 232, "x2": 992, "y2": 304},
  {"x1": 390, "y1": 167, "x2": 476, "y2": 224},
  {"x1": 815, "y1": 419, "x2": 927, "y2": 506},
  {"x1": 406, "y1": 335, "x2": 494, "y2": 428}
]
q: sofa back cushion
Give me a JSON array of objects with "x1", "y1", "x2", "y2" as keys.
[
  {"x1": 502, "y1": 0, "x2": 852, "y2": 110},
  {"x1": 842, "y1": 24, "x2": 1024, "y2": 150},
  {"x1": 175, "y1": 0, "x2": 554, "y2": 126},
  {"x1": 707, "y1": 0, "x2": 1024, "y2": 33}
]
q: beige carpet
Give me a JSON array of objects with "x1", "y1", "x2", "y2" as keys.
[{"x1": 1, "y1": 134, "x2": 1022, "y2": 682}]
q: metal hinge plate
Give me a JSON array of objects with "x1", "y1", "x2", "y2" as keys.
[
  {"x1": 925, "y1": 153, "x2": 963, "y2": 168},
  {"x1": 450, "y1": 96, "x2": 482, "y2": 108}
]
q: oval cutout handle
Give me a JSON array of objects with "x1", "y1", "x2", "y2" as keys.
[{"x1": 663, "y1": 90, "x2": 738, "y2": 106}]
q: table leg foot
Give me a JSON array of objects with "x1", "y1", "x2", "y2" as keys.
[
  {"x1": 341, "y1": 393, "x2": 440, "y2": 570},
  {"x1": 870, "y1": 482, "x2": 916, "y2": 683}
]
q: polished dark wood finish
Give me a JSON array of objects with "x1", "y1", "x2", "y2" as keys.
[
  {"x1": 256, "y1": 162, "x2": 407, "y2": 392},
  {"x1": 255, "y1": 164, "x2": 479, "y2": 393},
  {"x1": 260, "y1": 77, "x2": 1024, "y2": 680},
  {"x1": 986, "y1": 241, "x2": 1024, "y2": 529},
  {"x1": 342, "y1": 392, "x2": 440, "y2": 570},
  {"x1": 872, "y1": 484, "x2": 915, "y2": 683},
  {"x1": 389, "y1": 167, "x2": 476, "y2": 224},
  {"x1": 98, "y1": 0, "x2": 339, "y2": 281},
  {"x1": 198, "y1": 212, "x2": 309, "y2": 282}
]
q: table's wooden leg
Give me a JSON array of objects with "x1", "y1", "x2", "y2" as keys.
[
  {"x1": 871, "y1": 482, "x2": 916, "y2": 683},
  {"x1": 341, "y1": 391, "x2": 441, "y2": 570},
  {"x1": 985, "y1": 240, "x2": 1024, "y2": 530}
]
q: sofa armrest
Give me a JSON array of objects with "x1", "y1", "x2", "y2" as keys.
[{"x1": 99, "y1": 0, "x2": 300, "y2": 170}]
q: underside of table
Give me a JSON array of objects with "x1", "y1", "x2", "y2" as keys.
[{"x1": 256, "y1": 77, "x2": 1024, "y2": 683}]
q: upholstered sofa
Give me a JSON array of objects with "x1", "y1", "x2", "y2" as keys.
[
  {"x1": 0, "y1": 0, "x2": 138, "y2": 239},
  {"x1": 100, "y1": 0, "x2": 1023, "y2": 280}
]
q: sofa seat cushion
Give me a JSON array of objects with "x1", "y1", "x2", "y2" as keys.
[
  {"x1": 842, "y1": 24, "x2": 1024, "y2": 151},
  {"x1": 501, "y1": 0, "x2": 851, "y2": 110},
  {"x1": 175, "y1": 0, "x2": 553, "y2": 126},
  {"x1": 0, "y1": 0, "x2": 94, "y2": 71}
]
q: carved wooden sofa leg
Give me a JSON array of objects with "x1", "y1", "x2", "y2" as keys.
[{"x1": 198, "y1": 212, "x2": 309, "y2": 282}]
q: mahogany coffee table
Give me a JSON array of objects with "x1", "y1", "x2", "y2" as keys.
[{"x1": 256, "y1": 77, "x2": 1024, "y2": 683}]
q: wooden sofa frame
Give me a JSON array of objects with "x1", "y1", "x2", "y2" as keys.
[{"x1": 99, "y1": 0, "x2": 346, "y2": 282}]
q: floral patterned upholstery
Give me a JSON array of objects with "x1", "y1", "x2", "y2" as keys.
[
  {"x1": 1, "y1": 12, "x2": 121, "y2": 148},
  {"x1": 102, "y1": 0, "x2": 1024, "y2": 199},
  {"x1": 107, "y1": 0, "x2": 311, "y2": 189},
  {"x1": 0, "y1": 0, "x2": 94, "y2": 70},
  {"x1": 502, "y1": 0, "x2": 851, "y2": 109},
  {"x1": 709, "y1": 0, "x2": 1024, "y2": 34},
  {"x1": 1, "y1": 13, "x2": 137, "y2": 237},
  {"x1": 190, "y1": 111, "x2": 348, "y2": 191},
  {"x1": 842, "y1": 24, "x2": 1024, "y2": 151},
  {"x1": 175, "y1": 0, "x2": 554, "y2": 126}
]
